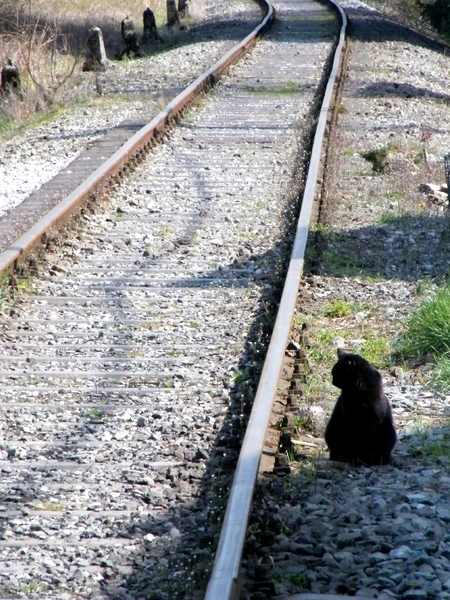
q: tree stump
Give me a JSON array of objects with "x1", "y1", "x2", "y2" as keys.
[
  {"x1": 116, "y1": 16, "x2": 144, "y2": 59},
  {"x1": 178, "y1": 0, "x2": 189, "y2": 17},
  {"x1": 142, "y1": 7, "x2": 163, "y2": 45},
  {"x1": 166, "y1": 0, "x2": 180, "y2": 27},
  {"x1": 1, "y1": 59, "x2": 22, "y2": 96},
  {"x1": 82, "y1": 27, "x2": 108, "y2": 72}
]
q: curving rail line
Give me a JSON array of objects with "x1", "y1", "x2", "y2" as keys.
[
  {"x1": 0, "y1": 0, "x2": 274, "y2": 278},
  {"x1": 0, "y1": 0, "x2": 347, "y2": 597},
  {"x1": 204, "y1": 1, "x2": 348, "y2": 597}
]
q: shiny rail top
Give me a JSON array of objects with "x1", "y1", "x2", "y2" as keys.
[{"x1": 204, "y1": 0, "x2": 348, "y2": 598}]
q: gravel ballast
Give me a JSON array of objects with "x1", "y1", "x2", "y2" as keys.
[
  {"x1": 0, "y1": 0, "x2": 337, "y2": 598},
  {"x1": 0, "y1": 0, "x2": 262, "y2": 219},
  {"x1": 242, "y1": 2, "x2": 450, "y2": 599},
  {"x1": 3, "y1": 0, "x2": 450, "y2": 598}
]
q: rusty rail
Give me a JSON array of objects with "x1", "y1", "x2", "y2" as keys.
[
  {"x1": 204, "y1": 1, "x2": 348, "y2": 598},
  {"x1": 0, "y1": 0, "x2": 274, "y2": 277}
]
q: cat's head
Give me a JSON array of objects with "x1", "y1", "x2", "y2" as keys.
[{"x1": 331, "y1": 348, "x2": 378, "y2": 391}]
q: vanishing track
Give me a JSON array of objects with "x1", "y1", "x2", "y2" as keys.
[{"x1": 0, "y1": 0, "x2": 342, "y2": 597}]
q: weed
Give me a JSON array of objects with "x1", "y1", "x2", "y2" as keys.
[
  {"x1": 397, "y1": 283, "x2": 450, "y2": 359},
  {"x1": 233, "y1": 370, "x2": 247, "y2": 384},
  {"x1": 413, "y1": 149, "x2": 426, "y2": 166},
  {"x1": 361, "y1": 145, "x2": 391, "y2": 172},
  {"x1": 309, "y1": 222, "x2": 330, "y2": 235},
  {"x1": 17, "y1": 277, "x2": 36, "y2": 293},
  {"x1": 87, "y1": 407, "x2": 103, "y2": 419},
  {"x1": 296, "y1": 459, "x2": 316, "y2": 485},
  {"x1": 156, "y1": 226, "x2": 173, "y2": 238},
  {"x1": 384, "y1": 190, "x2": 405, "y2": 201},
  {"x1": 19, "y1": 582, "x2": 47, "y2": 593},
  {"x1": 324, "y1": 298, "x2": 353, "y2": 318},
  {"x1": 377, "y1": 211, "x2": 422, "y2": 227},
  {"x1": 356, "y1": 336, "x2": 391, "y2": 368},
  {"x1": 282, "y1": 476, "x2": 295, "y2": 494},
  {"x1": 410, "y1": 418, "x2": 450, "y2": 463},
  {"x1": 293, "y1": 415, "x2": 309, "y2": 429},
  {"x1": 378, "y1": 213, "x2": 400, "y2": 226},
  {"x1": 264, "y1": 305, "x2": 276, "y2": 331},
  {"x1": 317, "y1": 327, "x2": 340, "y2": 347},
  {"x1": 431, "y1": 354, "x2": 450, "y2": 392},
  {"x1": 157, "y1": 94, "x2": 167, "y2": 111},
  {"x1": 39, "y1": 501, "x2": 67, "y2": 511},
  {"x1": 283, "y1": 572, "x2": 309, "y2": 588},
  {"x1": 320, "y1": 248, "x2": 362, "y2": 277},
  {"x1": 302, "y1": 370, "x2": 331, "y2": 399},
  {"x1": 293, "y1": 312, "x2": 309, "y2": 327},
  {"x1": 160, "y1": 378, "x2": 174, "y2": 388},
  {"x1": 285, "y1": 447, "x2": 297, "y2": 462},
  {"x1": 246, "y1": 81, "x2": 300, "y2": 95},
  {"x1": 238, "y1": 229, "x2": 255, "y2": 240}
]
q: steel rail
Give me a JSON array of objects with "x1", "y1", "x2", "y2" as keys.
[
  {"x1": 204, "y1": 1, "x2": 348, "y2": 598},
  {"x1": 0, "y1": 0, "x2": 274, "y2": 277}
]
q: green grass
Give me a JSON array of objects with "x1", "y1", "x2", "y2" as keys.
[
  {"x1": 323, "y1": 298, "x2": 353, "y2": 318},
  {"x1": 245, "y1": 82, "x2": 300, "y2": 95},
  {"x1": 283, "y1": 572, "x2": 309, "y2": 588},
  {"x1": 156, "y1": 226, "x2": 173, "y2": 238},
  {"x1": 0, "y1": 115, "x2": 14, "y2": 138},
  {"x1": 355, "y1": 335, "x2": 391, "y2": 369},
  {"x1": 39, "y1": 501, "x2": 68, "y2": 511},
  {"x1": 320, "y1": 249, "x2": 365, "y2": 277},
  {"x1": 384, "y1": 190, "x2": 405, "y2": 201},
  {"x1": 377, "y1": 211, "x2": 423, "y2": 226},
  {"x1": 19, "y1": 583, "x2": 47, "y2": 594},
  {"x1": 398, "y1": 283, "x2": 450, "y2": 358},
  {"x1": 87, "y1": 407, "x2": 103, "y2": 419},
  {"x1": 409, "y1": 419, "x2": 450, "y2": 463},
  {"x1": 432, "y1": 354, "x2": 450, "y2": 392},
  {"x1": 395, "y1": 282, "x2": 450, "y2": 390},
  {"x1": 293, "y1": 415, "x2": 309, "y2": 429},
  {"x1": 361, "y1": 145, "x2": 391, "y2": 172}
]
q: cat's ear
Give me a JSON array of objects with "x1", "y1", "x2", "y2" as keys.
[{"x1": 337, "y1": 347, "x2": 346, "y2": 359}]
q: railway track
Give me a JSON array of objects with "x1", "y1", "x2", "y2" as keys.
[
  {"x1": 4, "y1": 0, "x2": 450, "y2": 598},
  {"x1": 0, "y1": 0, "x2": 342, "y2": 598}
]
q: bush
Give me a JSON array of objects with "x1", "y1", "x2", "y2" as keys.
[
  {"x1": 421, "y1": 0, "x2": 450, "y2": 36},
  {"x1": 399, "y1": 284, "x2": 450, "y2": 359}
]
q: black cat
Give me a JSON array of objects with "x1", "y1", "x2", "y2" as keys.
[{"x1": 325, "y1": 348, "x2": 396, "y2": 466}]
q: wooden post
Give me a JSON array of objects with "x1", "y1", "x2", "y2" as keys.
[
  {"x1": 166, "y1": 0, "x2": 180, "y2": 27},
  {"x1": 82, "y1": 27, "x2": 108, "y2": 72},
  {"x1": 178, "y1": 0, "x2": 189, "y2": 17},
  {"x1": 1, "y1": 59, "x2": 22, "y2": 96},
  {"x1": 142, "y1": 7, "x2": 162, "y2": 45},
  {"x1": 117, "y1": 16, "x2": 144, "y2": 59}
]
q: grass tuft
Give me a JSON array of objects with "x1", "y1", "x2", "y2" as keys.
[
  {"x1": 361, "y1": 145, "x2": 391, "y2": 173},
  {"x1": 356, "y1": 336, "x2": 391, "y2": 369},
  {"x1": 398, "y1": 283, "x2": 450, "y2": 359},
  {"x1": 431, "y1": 354, "x2": 450, "y2": 392},
  {"x1": 323, "y1": 298, "x2": 353, "y2": 318}
]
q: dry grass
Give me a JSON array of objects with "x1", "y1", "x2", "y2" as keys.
[
  {"x1": 0, "y1": 0, "x2": 167, "y2": 58},
  {"x1": 0, "y1": 0, "x2": 171, "y2": 134}
]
